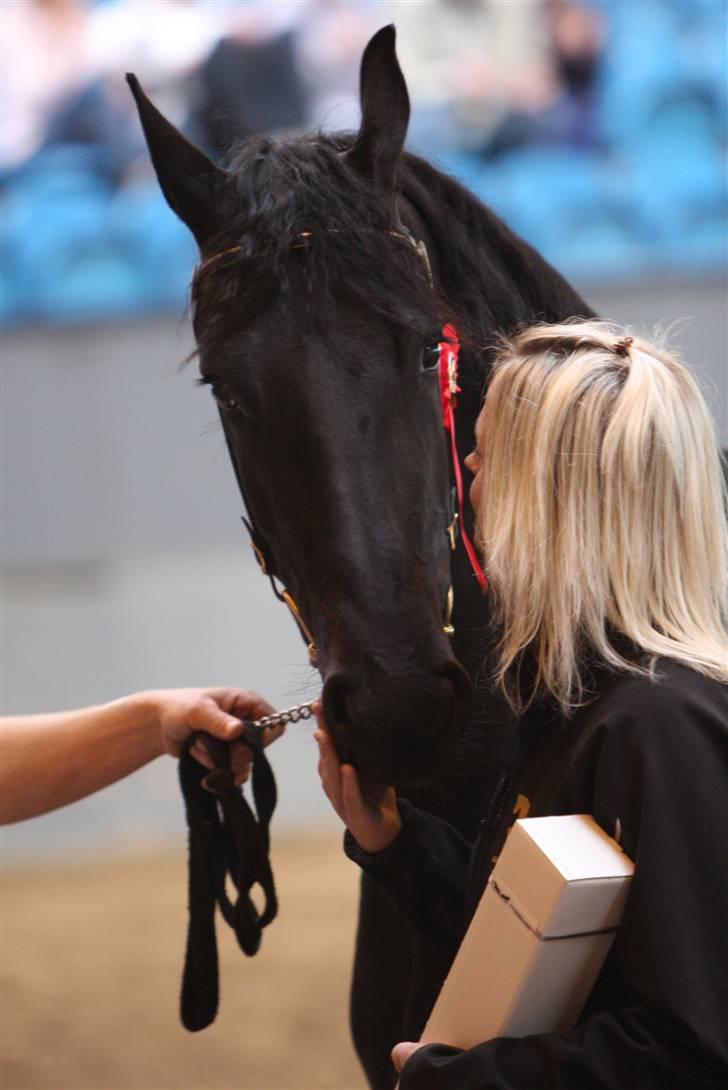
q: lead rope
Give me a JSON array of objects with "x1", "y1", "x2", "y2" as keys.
[{"x1": 178, "y1": 702, "x2": 314, "y2": 1032}]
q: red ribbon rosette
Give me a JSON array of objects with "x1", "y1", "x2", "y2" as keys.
[{"x1": 438, "y1": 323, "x2": 487, "y2": 591}]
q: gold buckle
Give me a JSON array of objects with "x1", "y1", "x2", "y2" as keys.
[
  {"x1": 447, "y1": 510, "x2": 459, "y2": 551},
  {"x1": 250, "y1": 539, "x2": 268, "y2": 575},
  {"x1": 282, "y1": 590, "x2": 318, "y2": 667},
  {"x1": 442, "y1": 585, "x2": 454, "y2": 637}
]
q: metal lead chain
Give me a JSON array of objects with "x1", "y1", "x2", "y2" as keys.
[{"x1": 249, "y1": 700, "x2": 317, "y2": 733}]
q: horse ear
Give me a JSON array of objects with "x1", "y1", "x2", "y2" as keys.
[
  {"x1": 126, "y1": 74, "x2": 227, "y2": 247},
  {"x1": 346, "y1": 25, "x2": 410, "y2": 193}
]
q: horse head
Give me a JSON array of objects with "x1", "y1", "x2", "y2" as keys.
[{"x1": 128, "y1": 26, "x2": 473, "y2": 791}]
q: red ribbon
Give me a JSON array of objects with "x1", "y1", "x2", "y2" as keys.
[{"x1": 439, "y1": 323, "x2": 487, "y2": 591}]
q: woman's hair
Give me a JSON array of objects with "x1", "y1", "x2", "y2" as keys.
[{"x1": 476, "y1": 318, "x2": 728, "y2": 713}]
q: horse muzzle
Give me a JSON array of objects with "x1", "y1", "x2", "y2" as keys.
[{"x1": 321, "y1": 660, "x2": 472, "y2": 788}]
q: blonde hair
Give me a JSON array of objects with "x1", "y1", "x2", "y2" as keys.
[{"x1": 477, "y1": 319, "x2": 728, "y2": 713}]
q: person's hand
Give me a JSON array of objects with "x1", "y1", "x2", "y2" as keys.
[
  {"x1": 313, "y1": 700, "x2": 401, "y2": 853},
  {"x1": 148, "y1": 688, "x2": 281, "y2": 786},
  {"x1": 391, "y1": 1041, "x2": 424, "y2": 1076}
]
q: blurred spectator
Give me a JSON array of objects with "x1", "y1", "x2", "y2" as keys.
[
  {"x1": 388, "y1": 0, "x2": 605, "y2": 158},
  {"x1": 1, "y1": 0, "x2": 232, "y2": 179},
  {"x1": 482, "y1": 0, "x2": 606, "y2": 159},
  {"x1": 0, "y1": 0, "x2": 725, "y2": 326},
  {"x1": 296, "y1": 0, "x2": 386, "y2": 132},
  {"x1": 86, "y1": 0, "x2": 227, "y2": 133},
  {"x1": 189, "y1": 1, "x2": 309, "y2": 157},
  {"x1": 387, "y1": 0, "x2": 549, "y2": 152},
  {"x1": 1, "y1": 0, "x2": 97, "y2": 173}
]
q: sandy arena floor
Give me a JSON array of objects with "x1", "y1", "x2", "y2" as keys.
[{"x1": 1, "y1": 831, "x2": 367, "y2": 1090}]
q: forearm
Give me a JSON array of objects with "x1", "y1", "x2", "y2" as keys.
[
  {"x1": 345, "y1": 800, "x2": 472, "y2": 946},
  {"x1": 0, "y1": 694, "x2": 163, "y2": 824},
  {"x1": 400, "y1": 1003, "x2": 727, "y2": 1090}
]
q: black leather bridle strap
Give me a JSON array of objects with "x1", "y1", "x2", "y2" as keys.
[
  {"x1": 178, "y1": 724, "x2": 278, "y2": 1032},
  {"x1": 219, "y1": 412, "x2": 320, "y2": 664},
  {"x1": 218, "y1": 410, "x2": 279, "y2": 582}
]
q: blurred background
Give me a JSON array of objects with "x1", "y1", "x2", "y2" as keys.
[{"x1": 2, "y1": 1, "x2": 726, "y2": 1088}]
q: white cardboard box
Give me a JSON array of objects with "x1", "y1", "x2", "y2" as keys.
[{"x1": 421, "y1": 814, "x2": 634, "y2": 1048}]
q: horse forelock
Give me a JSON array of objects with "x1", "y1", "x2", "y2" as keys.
[
  {"x1": 191, "y1": 130, "x2": 593, "y2": 375},
  {"x1": 191, "y1": 134, "x2": 440, "y2": 348},
  {"x1": 224, "y1": 134, "x2": 390, "y2": 243}
]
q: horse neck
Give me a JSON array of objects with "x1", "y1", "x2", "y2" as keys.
[
  {"x1": 401, "y1": 154, "x2": 593, "y2": 361},
  {"x1": 403, "y1": 159, "x2": 593, "y2": 727}
]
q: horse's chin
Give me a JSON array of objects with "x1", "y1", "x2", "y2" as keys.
[
  {"x1": 354, "y1": 767, "x2": 442, "y2": 797},
  {"x1": 392, "y1": 772, "x2": 444, "y2": 793},
  {"x1": 322, "y1": 660, "x2": 470, "y2": 788},
  {"x1": 334, "y1": 729, "x2": 451, "y2": 796}
]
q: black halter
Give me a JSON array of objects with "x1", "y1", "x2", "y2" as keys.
[
  {"x1": 178, "y1": 721, "x2": 278, "y2": 1031},
  {"x1": 220, "y1": 411, "x2": 320, "y2": 666}
]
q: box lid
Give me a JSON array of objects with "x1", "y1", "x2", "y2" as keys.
[{"x1": 490, "y1": 815, "x2": 634, "y2": 938}]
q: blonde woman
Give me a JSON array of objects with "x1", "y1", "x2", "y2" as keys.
[{"x1": 316, "y1": 321, "x2": 728, "y2": 1089}]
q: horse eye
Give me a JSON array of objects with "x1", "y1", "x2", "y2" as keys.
[
  {"x1": 421, "y1": 343, "x2": 441, "y2": 372},
  {"x1": 211, "y1": 383, "x2": 239, "y2": 412}
]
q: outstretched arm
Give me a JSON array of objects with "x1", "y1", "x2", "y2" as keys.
[{"x1": 0, "y1": 688, "x2": 277, "y2": 824}]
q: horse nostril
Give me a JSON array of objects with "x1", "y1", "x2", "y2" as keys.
[
  {"x1": 322, "y1": 672, "x2": 393, "y2": 782},
  {"x1": 321, "y1": 661, "x2": 472, "y2": 787},
  {"x1": 321, "y1": 673, "x2": 356, "y2": 755},
  {"x1": 323, "y1": 674, "x2": 349, "y2": 725},
  {"x1": 442, "y1": 660, "x2": 474, "y2": 722}
]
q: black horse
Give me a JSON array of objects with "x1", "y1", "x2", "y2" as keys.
[{"x1": 129, "y1": 26, "x2": 593, "y2": 1090}]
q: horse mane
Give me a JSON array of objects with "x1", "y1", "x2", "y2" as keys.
[
  {"x1": 193, "y1": 131, "x2": 593, "y2": 369},
  {"x1": 400, "y1": 151, "x2": 594, "y2": 354}
]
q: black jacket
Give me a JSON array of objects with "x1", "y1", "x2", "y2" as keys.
[{"x1": 345, "y1": 661, "x2": 728, "y2": 1090}]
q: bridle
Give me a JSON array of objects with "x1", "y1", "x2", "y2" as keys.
[{"x1": 193, "y1": 226, "x2": 486, "y2": 667}]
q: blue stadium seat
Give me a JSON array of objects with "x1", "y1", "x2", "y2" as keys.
[
  {"x1": 2, "y1": 1, "x2": 725, "y2": 323},
  {"x1": 12, "y1": 188, "x2": 142, "y2": 322},
  {"x1": 109, "y1": 181, "x2": 197, "y2": 311}
]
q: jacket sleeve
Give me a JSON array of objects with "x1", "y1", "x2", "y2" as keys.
[
  {"x1": 399, "y1": 676, "x2": 728, "y2": 1090},
  {"x1": 344, "y1": 800, "x2": 473, "y2": 947}
]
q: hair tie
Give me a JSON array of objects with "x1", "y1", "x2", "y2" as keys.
[{"x1": 613, "y1": 336, "x2": 634, "y2": 358}]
